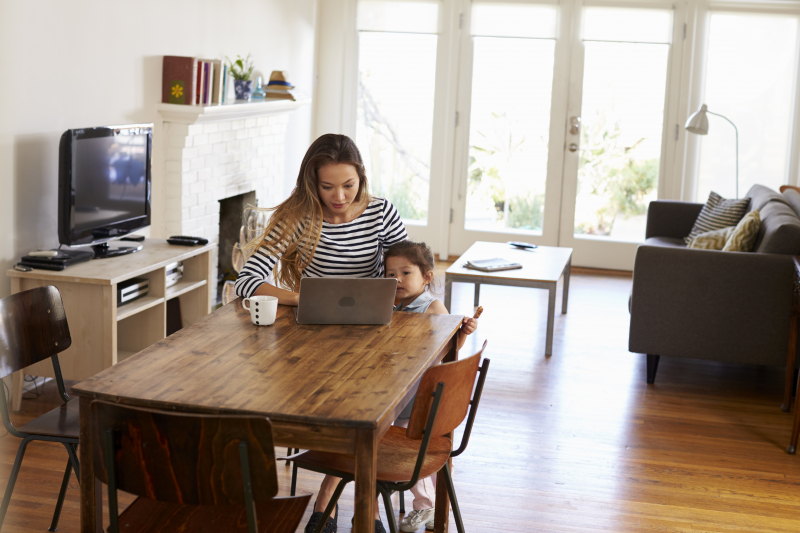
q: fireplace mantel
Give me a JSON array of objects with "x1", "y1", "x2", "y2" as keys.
[
  {"x1": 157, "y1": 97, "x2": 309, "y2": 288},
  {"x1": 157, "y1": 98, "x2": 311, "y2": 124}
]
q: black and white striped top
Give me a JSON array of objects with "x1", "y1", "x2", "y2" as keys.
[{"x1": 235, "y1": 198, "x2": 408, "y2": 298}]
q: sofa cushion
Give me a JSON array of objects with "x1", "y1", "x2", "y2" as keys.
[
  {"x1": 752, "y1": 200, "x2": 800, "y2": 254},
  {"x1": 783, "y1": 188, "x2": 800, "y2": 218},
  {"x1": 687, "y1": 226, "x2": 734, "y2": 250},
  {"x1": 722, "y1": 209, "x2": 761, "y2": 252},
  {"x1": 645, "y1": 236, "x2": 686, "y2": 248},
  {"x1": 685, "y1": 191, "x2": 750, "y2": 243},
  {"x1": 747, "y1": 184, "x2": 789, "y2": 211}
]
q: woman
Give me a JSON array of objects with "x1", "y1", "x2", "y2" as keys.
[{"x1": 235, "y1": 133, "x2": 407, "y2": 533}]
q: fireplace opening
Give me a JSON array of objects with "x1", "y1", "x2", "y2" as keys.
[{"x1": 217, "y1": 191, "x2": 257, "y2": 305}]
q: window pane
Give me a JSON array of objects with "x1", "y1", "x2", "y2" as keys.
[
  {"x1": 357, "y1": 32, "x2": 437, "y2": 222},
  {"x1": 471, "y1": 2, "x2": 557, "y2": 39},
  {"x1": 574, "y1": 41, "x2": 669, "y2": 240},
  {"x1": 357, "y1": 0, "x2": 439, "y2": 33},
  {"x1": 583, "y1": 7, "x2": 672, "y2": 44},
  {"x1": 465, "y1": 37, "x2": 555, "y2": 234},
  {"x1": 696, "y1": 13, "x2": 799, "y2": 201}
]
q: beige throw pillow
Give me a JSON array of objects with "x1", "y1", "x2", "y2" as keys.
[
  {"x1": 687, "y1": 226, "x2": 735, "y2": 250},
  {"x1": 722, "y1": 209, "x2": 760, "y2": 252}
]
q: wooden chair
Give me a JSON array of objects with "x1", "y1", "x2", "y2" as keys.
[
  {"x1": 0, "y1": 286, "x2": 81, "y2": 532},
  {"x1": 90, "y1": 400, "x2": 311, "y2": 533},
  {"x1": 287, "y1": 342, "x2": 490, "y2": 533}
]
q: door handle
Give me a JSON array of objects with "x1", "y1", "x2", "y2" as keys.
[
  {"x1": 568, "y1": 143, "x2": 578, "y2": 152},
  {"x1": 569, "y1": 116, "x2": 581, "y2": 135}
]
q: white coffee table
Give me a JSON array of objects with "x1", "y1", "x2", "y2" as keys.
[{"x1": 444, "y1": 241, "x2": 573, "y2": 356}]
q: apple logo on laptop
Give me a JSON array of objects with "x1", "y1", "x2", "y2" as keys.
[{"x1": 338, "y1": 296, "x2": 356, "y2": 307}]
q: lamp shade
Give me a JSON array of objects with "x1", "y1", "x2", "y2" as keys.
[{"x1": 685, "y1": 104, "x2": 709, "y2": 135}]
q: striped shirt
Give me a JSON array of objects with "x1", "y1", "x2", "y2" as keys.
[{"x1": 235, "y1": 198, "x2": 408, "y2": 298}]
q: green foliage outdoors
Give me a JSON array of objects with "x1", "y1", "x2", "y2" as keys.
[
  {"x1": 372, "y1": 172, "x2": 425, "y2": 220},
  {"x1": 226, "y1": 54, "x2": 254, "y2": 81},
  {"x1": 468, "y1": 112, "x2": 545, "y2": 231},
  {"x1": 575, "y1": 112, "x2": 658, "y2": 235}
]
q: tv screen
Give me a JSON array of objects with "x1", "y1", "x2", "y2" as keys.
[{"x1": 59, "y1": 124, "x2": 152, "y2": 247}]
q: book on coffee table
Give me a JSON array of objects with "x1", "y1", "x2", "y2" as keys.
[{"x1": 463, "y1": 257, "x2": 523, "y2": 272}]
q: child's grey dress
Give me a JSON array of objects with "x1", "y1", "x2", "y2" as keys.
[{"x1": 395, "y1": 291, "x2": 437, "y2": 422}]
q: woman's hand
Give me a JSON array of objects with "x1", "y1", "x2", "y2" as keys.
[
  {"x1": 460, "y1": 317, "x2": 478, "y2": 336},
  {"x1": 252, "y1": 282, "x2": 300, "y2": 306}
]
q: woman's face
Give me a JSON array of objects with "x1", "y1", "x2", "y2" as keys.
[{"x1": 317, "y1": 163, "x2": 360, "y2": 217}]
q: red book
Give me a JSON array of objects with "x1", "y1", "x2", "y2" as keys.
[
  {"x1": 196, "y1": 60, "x2": 204, "y2": 105},
  {"x1": 162, "y1": 56, "x2": 197, "y2": 105}
]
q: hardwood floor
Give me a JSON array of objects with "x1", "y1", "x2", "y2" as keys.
[{"x1": 2, "y1": 269, "x2": 800, "y2": 532}]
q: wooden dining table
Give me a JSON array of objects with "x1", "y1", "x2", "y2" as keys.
[{"x1": 73, "y1": 299, "x2": 464, "y2": 532}]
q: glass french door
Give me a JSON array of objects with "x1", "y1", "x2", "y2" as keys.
[{"x1": 449, "y1": 0, "x2": 684, "y2": 270}]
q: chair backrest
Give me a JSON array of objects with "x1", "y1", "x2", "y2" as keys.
[
  {"x1": 0, "y1": 286, "x2": 71, "y2": 380},
  {"x1": 406, "y1": 341, "x2": 487, "y2": 439},
  {"x1": 89, "y1": 400, "x2": 279, "y2": 505}
]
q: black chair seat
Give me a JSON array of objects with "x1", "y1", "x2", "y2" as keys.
[{"x1": 18, "y1": 398, "x2": 80, "y2": 439}]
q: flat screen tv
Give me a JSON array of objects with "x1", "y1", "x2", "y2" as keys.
[{"x1": 58, "y1": 123, "x2": 152, "y2": 258}]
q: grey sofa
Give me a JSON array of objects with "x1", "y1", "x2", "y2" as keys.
[{"x1": 629, "y1": 185, "x2": 800, "y2": 384}]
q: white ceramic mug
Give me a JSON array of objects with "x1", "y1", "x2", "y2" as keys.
[{"x1": 242, "y1": 295, "x2": 278, "y2": 326}]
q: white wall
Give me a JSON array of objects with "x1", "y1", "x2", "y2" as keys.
[
  {"x1": 0, "y1": 0, "x2": 316, "y2": 298},
  {"x1": 312, "y1": 0, "x2": 356, "y2": 139}
]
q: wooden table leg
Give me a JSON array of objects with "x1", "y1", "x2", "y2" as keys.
[
  {"x1": 545, "y1": 284, "x2": 556, "y2": 356},
  {"x1": 790, "y1": 376, "x2": 800, "y2": 454},
  {"x1": 354, "y1": 429, "x2": 377, "y2": 533},
  {"x1": 783, "y1": 313, "x2": 797, "y2": 412},
  {"x1": 562, "y1": 258, "x2": 571, "y2": 314},
  {"x1": 79, "y1": 396, "x2": 103, "y2": 533},
  {"x1": 444, "y1": 275, "x2": 452, "y2": 313}
]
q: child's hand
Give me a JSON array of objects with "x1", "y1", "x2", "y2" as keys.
[{"x1": 460, "y1": 317, "x2": 477, "y2": 336}]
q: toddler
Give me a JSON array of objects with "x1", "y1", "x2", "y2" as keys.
[{"x1": 384, "y1": 240, "x2": 478, "y2": 532}]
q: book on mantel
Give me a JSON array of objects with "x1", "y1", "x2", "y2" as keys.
[{"x1": 162, "y1": 56, "x2": 198, "y2": 105}]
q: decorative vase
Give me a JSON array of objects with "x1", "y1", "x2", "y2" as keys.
[
  {"x1": 250, "y1": 76, "x2": 266, "y2": 101},
  {"x1": 234, "y1": 79, "x2": 254, "y2": 101}
]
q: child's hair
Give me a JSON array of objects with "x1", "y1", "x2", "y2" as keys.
[{"x1": 384, "y1": 240, "x2": 439, "y2": 292}]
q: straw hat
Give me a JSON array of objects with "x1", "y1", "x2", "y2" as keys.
[{"x1": 266, "y1": 71, "x2": 295, "y2": 91}]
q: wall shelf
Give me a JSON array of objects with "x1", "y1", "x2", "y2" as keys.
[{"x1": 157, "y1": 97, "x2": 311, "y2": 124}]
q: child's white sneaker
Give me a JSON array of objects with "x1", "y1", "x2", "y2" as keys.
[{"x1": 399, "y1": 509, "x2": 435, "y2": 532}]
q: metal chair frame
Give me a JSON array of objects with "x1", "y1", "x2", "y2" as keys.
[
  {"x1": 0, "y1": 354, "x2": 80, "y2": 532},
  {"x1": 292, "y1": 358, "x2": 490, "y2": 533}
]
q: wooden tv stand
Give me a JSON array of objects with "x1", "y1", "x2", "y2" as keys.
[{"x1": 6, "y1": 239, "x2": 215, "y2": 411}]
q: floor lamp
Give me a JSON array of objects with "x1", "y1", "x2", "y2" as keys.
[{"x1": 685, "y1": 104, "x2": 739, "y2": 199}]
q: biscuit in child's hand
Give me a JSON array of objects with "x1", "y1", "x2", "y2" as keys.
[{"x1": 473, "y1": 306, "x2": 484, "y2": 319}]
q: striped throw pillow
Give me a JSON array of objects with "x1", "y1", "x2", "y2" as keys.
[{"x1": 685, "y1": 192, "x2": 750, "y2": 244}]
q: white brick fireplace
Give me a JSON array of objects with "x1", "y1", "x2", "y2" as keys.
[{"x1": 157, "y1": 99, "x2": 309, "y2": 287}]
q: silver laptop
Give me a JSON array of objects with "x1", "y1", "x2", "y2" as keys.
[{"x1": 293, "y1": 277, "x2": 398, "y2": 325}]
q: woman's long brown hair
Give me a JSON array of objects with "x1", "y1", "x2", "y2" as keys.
[{"x1": 244, "y1": 134, "x2": 371, "y2": 291}]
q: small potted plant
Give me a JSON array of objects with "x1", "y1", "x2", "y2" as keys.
[{"x1": 226, "y1": 54, "x2": 255, "y2": 101}]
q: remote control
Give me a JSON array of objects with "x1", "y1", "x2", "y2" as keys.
[
  {"x1": 507, "y1": 241, "x2": 537, "y2": 250},
  {"x1": 14, "y1": 264, "x2": 32, "y2": 272},
  {"x1": 28, "y1": 250, "x2": 59, "y2": 257},
  {"x1": 168, "y1": 235, "x2": 209, "y2": 246},
  {"x1": 121, "y1": 235, "x2": 145, "y2": 242}
]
